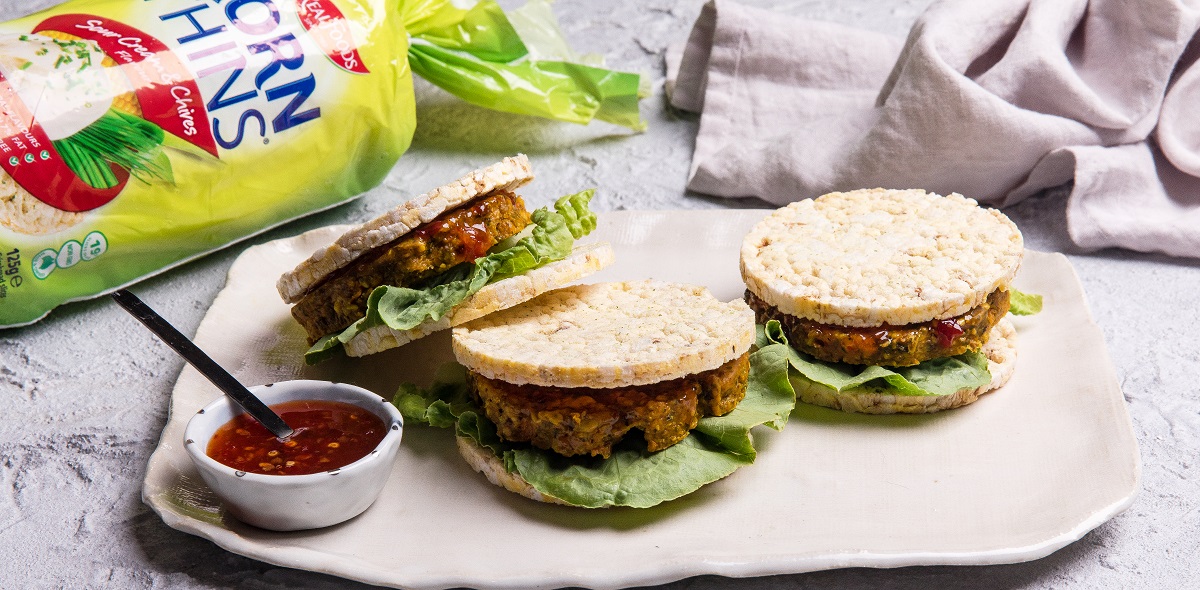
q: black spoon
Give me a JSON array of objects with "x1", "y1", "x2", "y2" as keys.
[{"x1": 111, "y1": 289, "x2": 295, "y2": 439}]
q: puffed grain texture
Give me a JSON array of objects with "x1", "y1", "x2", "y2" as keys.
[
  {"x1": 741, "y1": 188, "x2": 1023, "y2": 327},
  {"x1": 0, "y1": 174, "x2": 82, "y2": 235},
  {"x1": 455, "y1": 435, "x2": 571, "y2": 506},
  {"x1": 794, "y1": 318, "x2": 1017, "y2": 414},
  {"x1": 343, "y1": 241, "x2": 614, "y2": 357},
  {"x1": 452, "y1": 280, "x2": 756, "y2": 388},
  {"x1": 277, "y1": 154, "x2": 534, "y2": 303}
]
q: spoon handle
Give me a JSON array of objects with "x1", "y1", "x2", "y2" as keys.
[{"x1": 112, "y1": 289, "x2": 295, "y2": 439}]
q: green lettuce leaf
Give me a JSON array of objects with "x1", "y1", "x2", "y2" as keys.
[
  {"x1": 1009, "y1": 288, "x2": 1043, "y2": 316},
  {"x1": 762, "y1": 320, "x2": 992, "y2": 397},
  {"x1": 394, "y1": 363, "x2": 474, "y2": 429},
  {"x1": 306, "y1": 190, "x2": 597, "y2": 364},
  {"x1": 395, "y1": 333, "x2": 797, "y2": 508},
  {"x1": 762, "y1": 285, "x2": 1041, "y2": 398},
  {"x1": 507, "y1": 435, "x2": 746, "y2": 508},
  {"x1": 788, "y1": 351, "x2": 991, "y2": 397}
]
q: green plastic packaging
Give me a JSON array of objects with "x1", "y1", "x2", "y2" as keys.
[{"x1": 0, "y1": 0, "x2": 643, "y2": 327}]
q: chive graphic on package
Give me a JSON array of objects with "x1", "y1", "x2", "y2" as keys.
[
  {"x1": 0, "y1": 34, "x2": 178, "y2": 191},
  {"x1": 0, "y1": 0, "x2": 645, "y2": 328}
]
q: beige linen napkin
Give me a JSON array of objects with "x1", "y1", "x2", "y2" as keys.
[{"x1": 669, "y1": 0, "x2": 1200, "y2": 257}]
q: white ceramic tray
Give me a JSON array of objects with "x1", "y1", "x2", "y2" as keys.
[{"x1": 143, "y1": 210, "x2": 1140, "y2": 589}]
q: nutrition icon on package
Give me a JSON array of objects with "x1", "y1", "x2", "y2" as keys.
[{"x1": 31, "y1": 231, "x2": 107, "y2": 280}]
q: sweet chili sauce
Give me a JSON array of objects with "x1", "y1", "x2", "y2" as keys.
[
  {"x1": 206, "y1": 400, "x2": 387, "y2": 475},
  {"x1": 934, "y1": 318, "x2": 965, "y2": 347},
  {"x1": 410, "y1": 195, "x2": 504, "y2": 261}
]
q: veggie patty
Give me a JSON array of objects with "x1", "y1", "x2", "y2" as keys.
[
  {"x1": 746, "y1": 288, "x2": 1010, "y2": 367},
  {"x1": 291, "y1": 191, "x2": 532, "y2": 342},
  {"x1": 468, "y1": 352, "x2": 750, "y2": 458}
]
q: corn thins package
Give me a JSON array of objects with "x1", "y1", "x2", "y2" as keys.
[
  {"x1": 0, "y1": 0, "x2": 411, "y2": 326},
  {"x1": 0, "y1": 0, "x2": 644, "y2": 327}
]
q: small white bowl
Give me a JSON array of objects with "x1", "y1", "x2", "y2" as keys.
[{"x1": 183, "y1": 380, "x2": 403, "y2": 531}]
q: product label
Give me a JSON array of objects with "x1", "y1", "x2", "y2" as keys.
[
  {"x1": 0, "y1": 1, "x2": 373, "y2": 212},
  {"x1": 34, "y1": 14, "x2": 220, "y2": 156},
  {"x1": 298, "y1": 0, "x2": 369, "y2": 74},
  {"x1": 158, "y1": 0, "x2": 326, "y2": 150},
  {"x1": 1, "y1": 247, "x2": 22, "y2": 297},
  {"x1": 28, "y1": 231, "x2": 108, "y2": 280},
  {"x1": 0, "y1": 67, "x2": 126, "y2": 212},
  {"x1": 0, "y1": 0, "x2": 415, "y2": 328}
]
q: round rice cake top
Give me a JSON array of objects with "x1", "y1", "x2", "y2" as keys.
[
  {"x1": 277, "y1": 154, "x2": 534, "y2": 303},
  {"x1": 740, "y1": 189, "x2": 1023, "y2": 327},
  {"x1": 452, "y1": 280, "x2": 755, "y2": 389},
  {"x1": 343, "y1": 241, "x2": 615, "y2": 357}
]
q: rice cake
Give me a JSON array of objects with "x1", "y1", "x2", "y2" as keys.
[
  {"x1": 452, "y1": 280, "x2": 755, "y2": 389},
  {"x1": 740, "y1": 188, "x2": 1023, "y2": 328},
  {"x1": 344, "y1": 242, "x2": 615, "y2": 357},
  {"x1": 278, "y1": 154, "x2": 534, "y2": 304}
]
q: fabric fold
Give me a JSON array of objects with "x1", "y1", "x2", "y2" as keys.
[{"x1": 670, "y1": 0, "x2": 1200, "y2": 258}]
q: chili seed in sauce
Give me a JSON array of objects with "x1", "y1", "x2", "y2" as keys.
[{"x1": 206, "y1": 400, "x2": 387, "y2": 475}]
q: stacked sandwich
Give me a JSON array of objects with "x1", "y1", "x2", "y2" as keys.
[
  {"x1": 441, "y1": 280, "x2": 790, "y2": 507},
  {"x1": 740, "y1": 188, "x2": 1037, "y2": 414},
  {"x1": 392, "y1": 278, "x2": 795, "y2": 508},
  {"x1": 278, "y1": 155, "x2": 614, "y2": 361},
  {"x1": 280, "y1": 156, "x2": 793, "y2": 508},
  {"x1": 280, "y1": 165, "x2": 1037, "y2": 507}
]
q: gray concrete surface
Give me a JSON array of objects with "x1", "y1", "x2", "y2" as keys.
[{"x1": 1, "y1": 0, "x2": 1197, "y2": 588}]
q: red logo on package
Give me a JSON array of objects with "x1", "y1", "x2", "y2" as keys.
[{"x1": 298, "y1": 0, "x2": 370, "y2": 75}]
